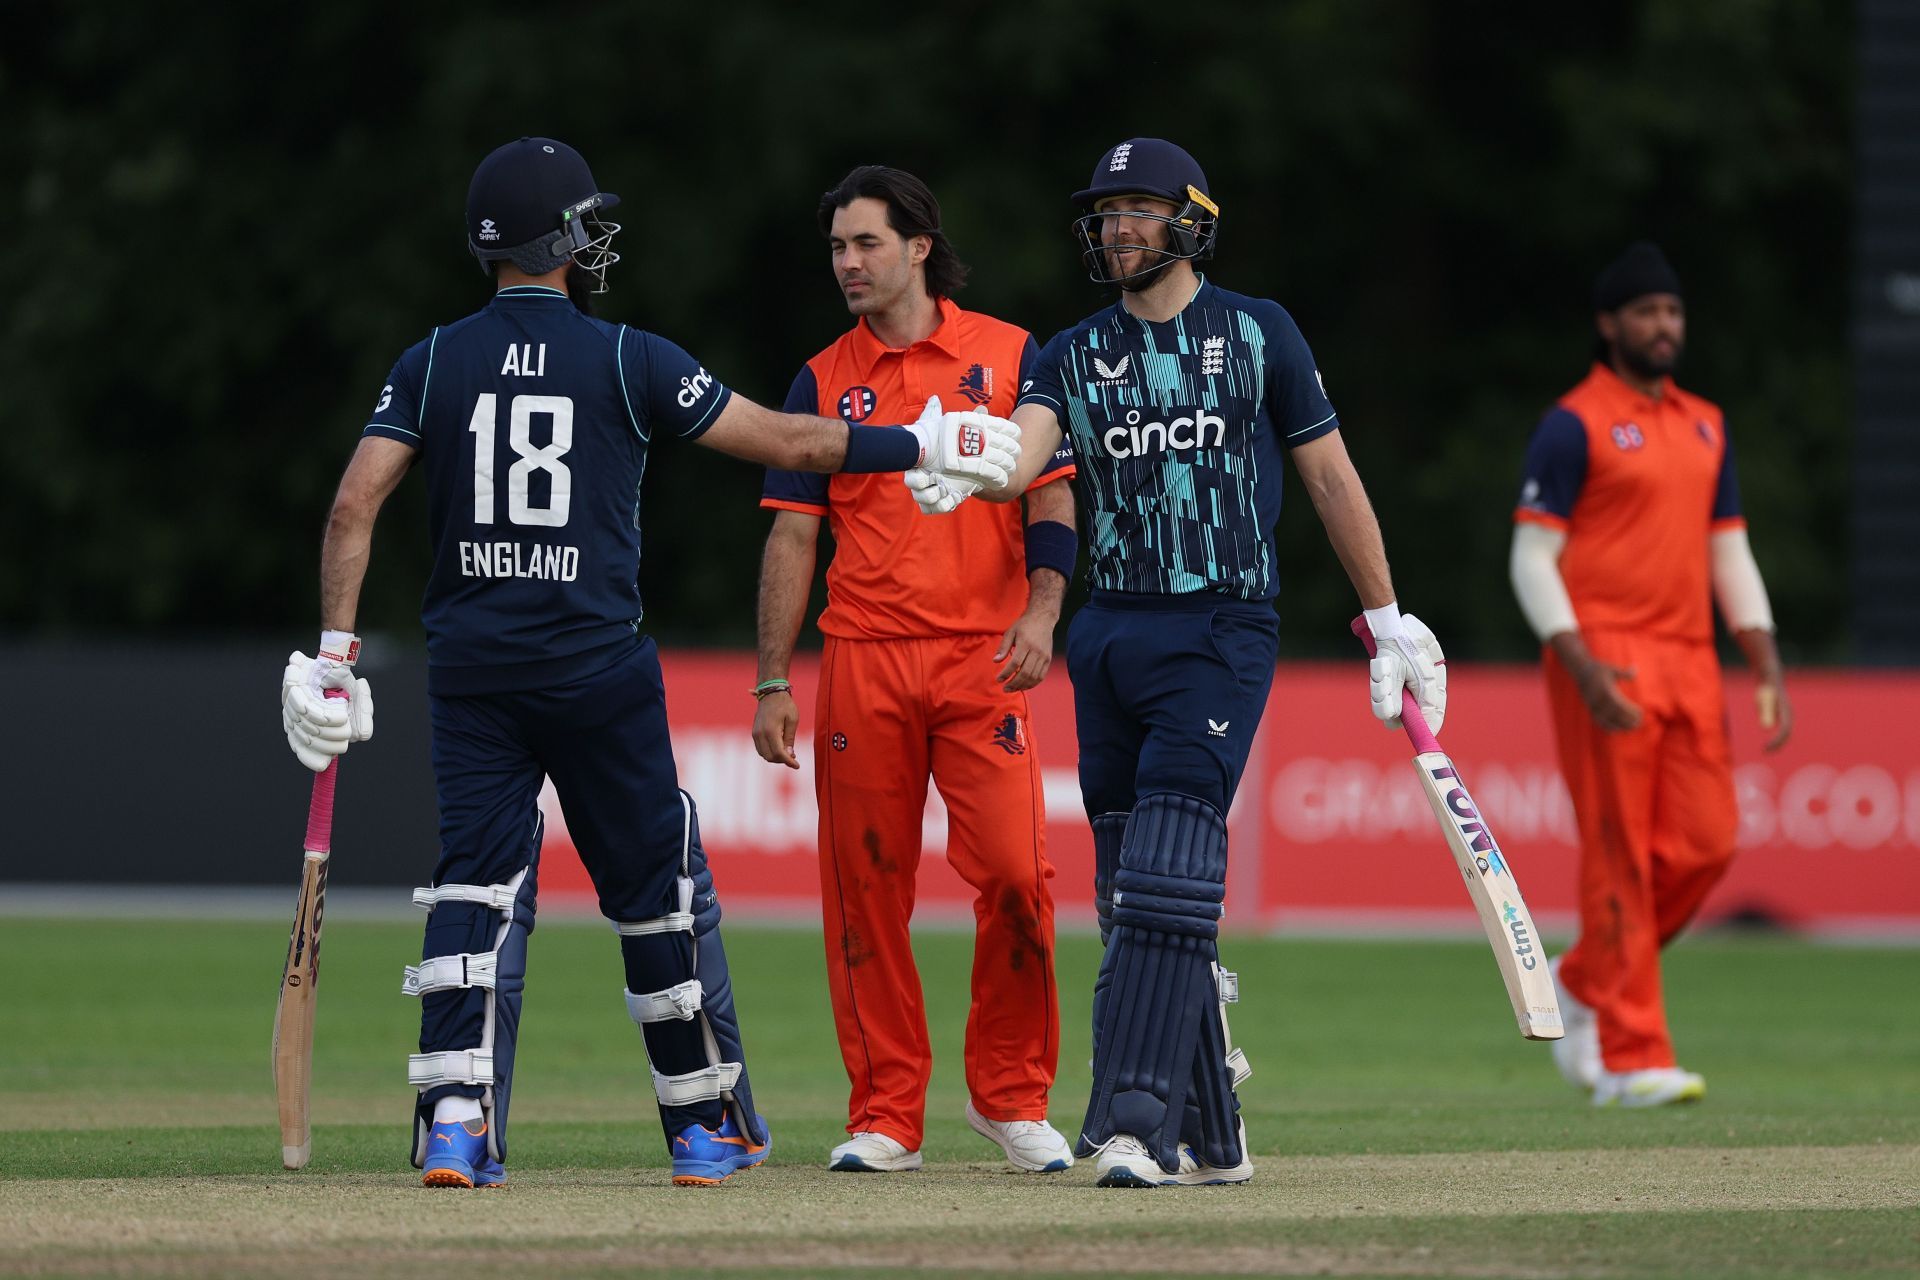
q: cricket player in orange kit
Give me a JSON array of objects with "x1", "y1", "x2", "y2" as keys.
[
  {"x1": 1511, "y1": 242, "x2": 1793, "y2": 1108},
  {"x1": 752, "y1": 166, "x2": 1080, "y2": 1172}
]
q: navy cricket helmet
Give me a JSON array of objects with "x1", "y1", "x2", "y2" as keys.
[
  {"x1": 1071, "y1": 138, "x2": 1220, "y2": 288},
  {"x1": 466, "y1": 137, "x2": 622, "y2": 292}
]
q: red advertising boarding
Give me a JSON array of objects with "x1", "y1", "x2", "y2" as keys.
[{"x1": 536, "y1": 652, "x2": 1920, "y2": 937}]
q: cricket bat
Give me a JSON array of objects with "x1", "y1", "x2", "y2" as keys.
[
  {"x1": 1353, "y1": 618, "x2": 1563, "y2": 1040},
  {"x1": 273, "y1": 732, "x2": 340, "y2": 1169}
]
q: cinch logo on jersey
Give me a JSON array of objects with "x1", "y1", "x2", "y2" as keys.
[
  {"x1": 1101, "y1": 407, "x2": 1227, "y2": 459},
  {"x1": 457, "y1": 541, "x2": 581, "y2": 581},
  {"x1": 676, "y1": 367, "x2": 715, "y2": 409}
]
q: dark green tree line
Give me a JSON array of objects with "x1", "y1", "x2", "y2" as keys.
[{"x1": 1, "y1": 0, "x2": 1852, "y2": 659}]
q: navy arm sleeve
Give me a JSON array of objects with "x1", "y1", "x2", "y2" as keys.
[
  {"x1": 1015, "y1": 328, "x2": 1072, "y2": 415},
  {"x1": 761, "y1": 366, "x2": 829, "y2": 512},
  {"x1": 1019, "y1": 336, "x2": 1077, "y2": 479},
  {"x1": 1516, "y1": 407, "x2": 1588, "y2": 523},
  {"x1": 622, "y1": 328, "x2": 734, "y2": 442},
  {"x1": 1258, "y1": 305, "x2": 1339, "y2": 448},
  {"x1": 362, "y1": 333, "x2": 434, "y2": 448},
  {"x1": 1711, "y1": 426, "x2": 1744, "y2": 523}
]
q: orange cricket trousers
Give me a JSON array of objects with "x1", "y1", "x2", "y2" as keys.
[
  {"x1": 1546, "y1": 631, "x2": 1738, "y2": 1071},
  {"x1": 813, "y1": 633, "x2": 1059, "y2": 1150}
]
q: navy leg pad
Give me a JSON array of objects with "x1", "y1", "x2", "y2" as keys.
[
  {"x1": 1089, "y1": 810, "x2": 1127, "y2": 1059},
  {"x1": 618, "y1": 791, "x2": 766, "y2": 1147},
  {"x1": 1079, "y1": 792, "x2": 1242, "y2": 1171}
]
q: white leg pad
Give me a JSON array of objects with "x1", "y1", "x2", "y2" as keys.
[
  {"x1": 402, "y1": 951, "x2": 499, "y2": 997},
  {"x1": 626, "y1": 980, "x2": 704, "y2": 1024},
  {"x1": 413, "y1": 883, "x2": 520, "y2": 913},
  {"x1": 651, "y1": 1061, "x2": 741, "y2": 1106},
  {"x1": 409, "y1": 1049, "x2": 496, "y2": 1088}
]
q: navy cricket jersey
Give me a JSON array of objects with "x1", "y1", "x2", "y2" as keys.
[
  {"x1": 1017, "y1": 277, "x2": 1338, "y2": 601},
  {"x1": 363, "y1": 285, "x2": 732, "y2": 693}
]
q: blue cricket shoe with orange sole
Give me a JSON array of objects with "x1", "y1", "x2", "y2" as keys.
[
  {"x1": 421, "y1": 1118, "x2": 507, "y2": 1188},
  {"x1": 670, "y1": 1112, "x2": 771, "y2": 1186}
]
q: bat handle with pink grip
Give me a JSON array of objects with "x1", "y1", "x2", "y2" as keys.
[
  {"x1": 1350, "y1": 616, "x2": 1444, "y2": 756},
  {"x1": 303, "y1": 688, "x2": 347, "y2": 853}
]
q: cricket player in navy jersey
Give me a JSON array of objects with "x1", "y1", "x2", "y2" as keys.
[
  {"x1": 276, "y1": 137, "x2": 1018, "y2": 1188},
  {"x1": 908, "y1": 138, "x2": 1447, "y2": 1186}
]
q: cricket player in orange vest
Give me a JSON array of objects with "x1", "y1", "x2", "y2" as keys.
[
  {"x1": 752, "y1": 166, "x2": 1079, "y2": 1172},
  {"x1": 1511, "y1": 242, "x2": 1793, "y2": 1108}
]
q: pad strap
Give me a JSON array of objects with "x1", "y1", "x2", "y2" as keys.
[
  {"x1": 611, "y1": 874, "x2": 695, "y2": 936},
  {"x1": 611, "y1": 913, "x2": 694, "y2": 937},
  {"x1": 1215, "y1": 964, "x2": 1252, "y2": 1086},
  {"x1": 413, "y1": 882, "x2": 519, "y2": 913},
  {"x1": 651, "y1": 1061, "x2": 741, "y2": 1106},
  {"x1": 409, "y1": 1049, "x2": 495, "y2": 1088},
  {"x1": 401, "y1": 951, "x2": 498, "y2": 997},
  {"x1": 625, "y1": 980, "x2": 704, "y2": 1023}
]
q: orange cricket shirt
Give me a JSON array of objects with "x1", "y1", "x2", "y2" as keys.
[
  {"x1": 761, "y1": 297, "x2": 1076, "y2": 639},
  {"x1": 1513, "y1": 362, "x2": 1744, "y2": 641}
]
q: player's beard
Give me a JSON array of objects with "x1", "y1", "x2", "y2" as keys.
[
  {"x1": 567, "y1": 263, "x2": 597, "y2": 314},
  {"x1": 1112, "y1": 245, "x2": 1175, "y2": 291},
  {"x1": 1615, "y1": 333, "x2": 1682, "y2": 381}
]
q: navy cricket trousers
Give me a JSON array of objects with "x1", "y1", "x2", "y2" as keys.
[
  {"x1": 1065, "y1": 592, "x2": 1280, "y2": 819},
  {"x1": 419, "y1": 636, "x2": 711, "y2": 1128}
]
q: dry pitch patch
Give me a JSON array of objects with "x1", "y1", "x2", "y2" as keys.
[{"x1": 4, "y1": 1144, "x2": 1916, "y2": 1278}]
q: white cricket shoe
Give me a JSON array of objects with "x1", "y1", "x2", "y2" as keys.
[
  {"x1": 965, "y1": 1101, "x2": 1073, "y2": 1173},
  {"x1": 1094, "y1": 1121, "x2": 1253, "y2": 1187},
  {"x1": 1549, "y1": 955, "x2": 1602, "y2": 1093},
  {"x1": 1592, "y1": 1067, "x2": 1707, "y2": 1109},
  {"x1": 827, "y1": 1131, "x2": 923, "y2": 1172}
]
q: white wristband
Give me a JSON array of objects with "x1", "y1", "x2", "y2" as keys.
[
  {"x1": 1363, "y1": 603, "x2": 1407, "y2": 643},
  {"x1": 318, "y1": 630, "x2": 361, "y2": 666}
]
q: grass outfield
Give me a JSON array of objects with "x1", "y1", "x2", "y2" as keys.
[{"x1": 1, "y1": 918, "x2": 1916, "y2": 1278}]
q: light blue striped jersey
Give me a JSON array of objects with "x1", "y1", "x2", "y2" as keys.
[{"x1": 1018, "y1": 277, "x2": 1337, "y2": 601}]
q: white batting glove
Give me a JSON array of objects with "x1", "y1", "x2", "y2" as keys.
[
  {"x1": 281, "y1": 632, "x2": 374, "y2": 772},
  {"x1": 904, "y1": 466, "x2": 978, "y2": 515},
  {"x1": 904, "y1": 396, "x2": 1020, "y2": 494},
  {"x1": 1368, "y1": 612, "x2": 1446, "y2": 734}
]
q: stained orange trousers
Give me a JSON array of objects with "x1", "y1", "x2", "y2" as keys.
[
  {"x1": 813, "y1": 634, "x2": 1059, "y2": 1150},
  {"x1": 1546, "y1": 631, "x2": 1738, "y2": 1071}
]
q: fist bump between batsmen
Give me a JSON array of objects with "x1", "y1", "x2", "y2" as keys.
[
  {"x1": 904, "y1": 466, "x2": 977, "y2": 514},
  {"x1": 903, "y1": 395, "x2": 1020, "y2": 502},
  {"x1": 1368, "y1": 613, "x2": 1447, "y2": 734},
  {"x1": 280, "y1": 634, "x2": 374, "y2": 772}
]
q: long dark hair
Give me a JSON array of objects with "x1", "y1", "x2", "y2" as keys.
[{"x1": 817, "y1": 165, "x2": 969, "y2": 299}]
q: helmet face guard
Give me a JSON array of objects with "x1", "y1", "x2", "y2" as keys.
[{"x1": 1073, "y1": 183, "x2": 1220, "y2": 288}]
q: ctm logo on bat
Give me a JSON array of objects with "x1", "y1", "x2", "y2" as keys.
[
  {"x1": 1501, "y1": 900, "x2": 1539, "y2": 971},
  {"x1": 1427, "y1": 764, "x2": 1510, "y2": 877}
]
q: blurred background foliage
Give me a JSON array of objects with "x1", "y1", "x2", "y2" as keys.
[{"x1": 0, "y1": 0, "x2": 1852, "y2": 660}]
